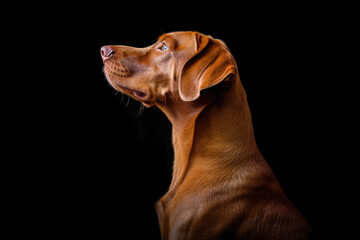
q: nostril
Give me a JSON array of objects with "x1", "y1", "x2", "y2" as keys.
[
  {"x1": 101, "y1": 46, "x2": 115, "y2": 60},
  {"x1": 108, "y1": 51, "x2": 114, "y2": 57},
  {"x1": 105, "y1": 50, "x2": 114, "y2": 57}
]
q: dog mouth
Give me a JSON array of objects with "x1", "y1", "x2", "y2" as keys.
[
  {"x1": 120, "y1": 85, "x2": 147, "y2": 99},
  {"x1": 103, "y1": 67, "x2": 148, "y2": 100}
]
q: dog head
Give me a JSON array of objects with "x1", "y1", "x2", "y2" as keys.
[{"x1": 101, "y1": 31, "x2": 237, "y2": 107}]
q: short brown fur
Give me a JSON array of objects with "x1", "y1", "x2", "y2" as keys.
[{"x1": 101, "y1": 31, "x2": 311, "y2": 240}]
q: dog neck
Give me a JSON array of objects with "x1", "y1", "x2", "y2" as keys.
[{"x1": 157, "y1": 75, "x2": 265, "y2": 194}]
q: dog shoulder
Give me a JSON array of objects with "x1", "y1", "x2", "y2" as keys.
[{"x1": 235, "y1": 199, "x2": 312, "y2": 240}]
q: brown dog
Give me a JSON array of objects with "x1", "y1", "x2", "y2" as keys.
[{"x1": 101, "y1": 31, "x2": 311, "y2": 240}]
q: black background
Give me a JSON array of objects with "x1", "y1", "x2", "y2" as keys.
[{"x1": 6, "y1": 4, "x2": 326, "y2": 239}]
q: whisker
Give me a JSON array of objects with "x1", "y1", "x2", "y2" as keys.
[
  {"x1": 121, "y1": 92, "x2": 124, "y2": 103},
  {"x1": 126, "y1": 95, "x2": 130, "y2": 107},
  {"x1": 137, "y1": 103, "x2": 145, "y2": 117}
]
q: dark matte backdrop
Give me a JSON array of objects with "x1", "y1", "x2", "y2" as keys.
[{"x1": 9, "y1": 5, "x2": 324, "y2": 239}]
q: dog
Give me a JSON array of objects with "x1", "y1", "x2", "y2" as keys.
[{"x1": 101, "y1": 31, "x2": 311, "y2": 240}]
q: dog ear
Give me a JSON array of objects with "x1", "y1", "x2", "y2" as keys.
[{"x1": 179, "y1": 33, "x2": 237, "y2": 102}]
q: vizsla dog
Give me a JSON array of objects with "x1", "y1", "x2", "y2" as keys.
[{"x1": 101, "y1": 31, "x2": 311, "y2": 240}]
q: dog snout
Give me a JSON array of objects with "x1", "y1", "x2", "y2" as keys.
[{"x1": 101, "y1": 46, "x2": 115, "y2": 62}]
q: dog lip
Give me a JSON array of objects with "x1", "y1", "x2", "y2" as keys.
[
  {"x1": 133, "y1": 90, "x2": 147, "y2": 99},
  {"x1": 116, "y1": 83, "x2": 147, "y2": 99}
]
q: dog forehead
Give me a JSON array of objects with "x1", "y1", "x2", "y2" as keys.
[{"x1": 158, "y1": 31, "x2": 197, "y2": 44}]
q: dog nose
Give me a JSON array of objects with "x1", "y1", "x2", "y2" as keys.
[{"x1": 101, "y1": 46, "x2": 115, "y2": 61}]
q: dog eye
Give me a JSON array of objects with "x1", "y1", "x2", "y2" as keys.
[{"x1": 160, "y1": 43, "x2": 168, "y2": 51}]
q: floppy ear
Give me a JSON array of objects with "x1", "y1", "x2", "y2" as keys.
[{"x1": 179, "y1": 33, "x2": 237, "y2": 102}]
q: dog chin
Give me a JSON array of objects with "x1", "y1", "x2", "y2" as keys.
[{"x1": 139, "y1": 101, "x2": 154, "y2": 108}]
